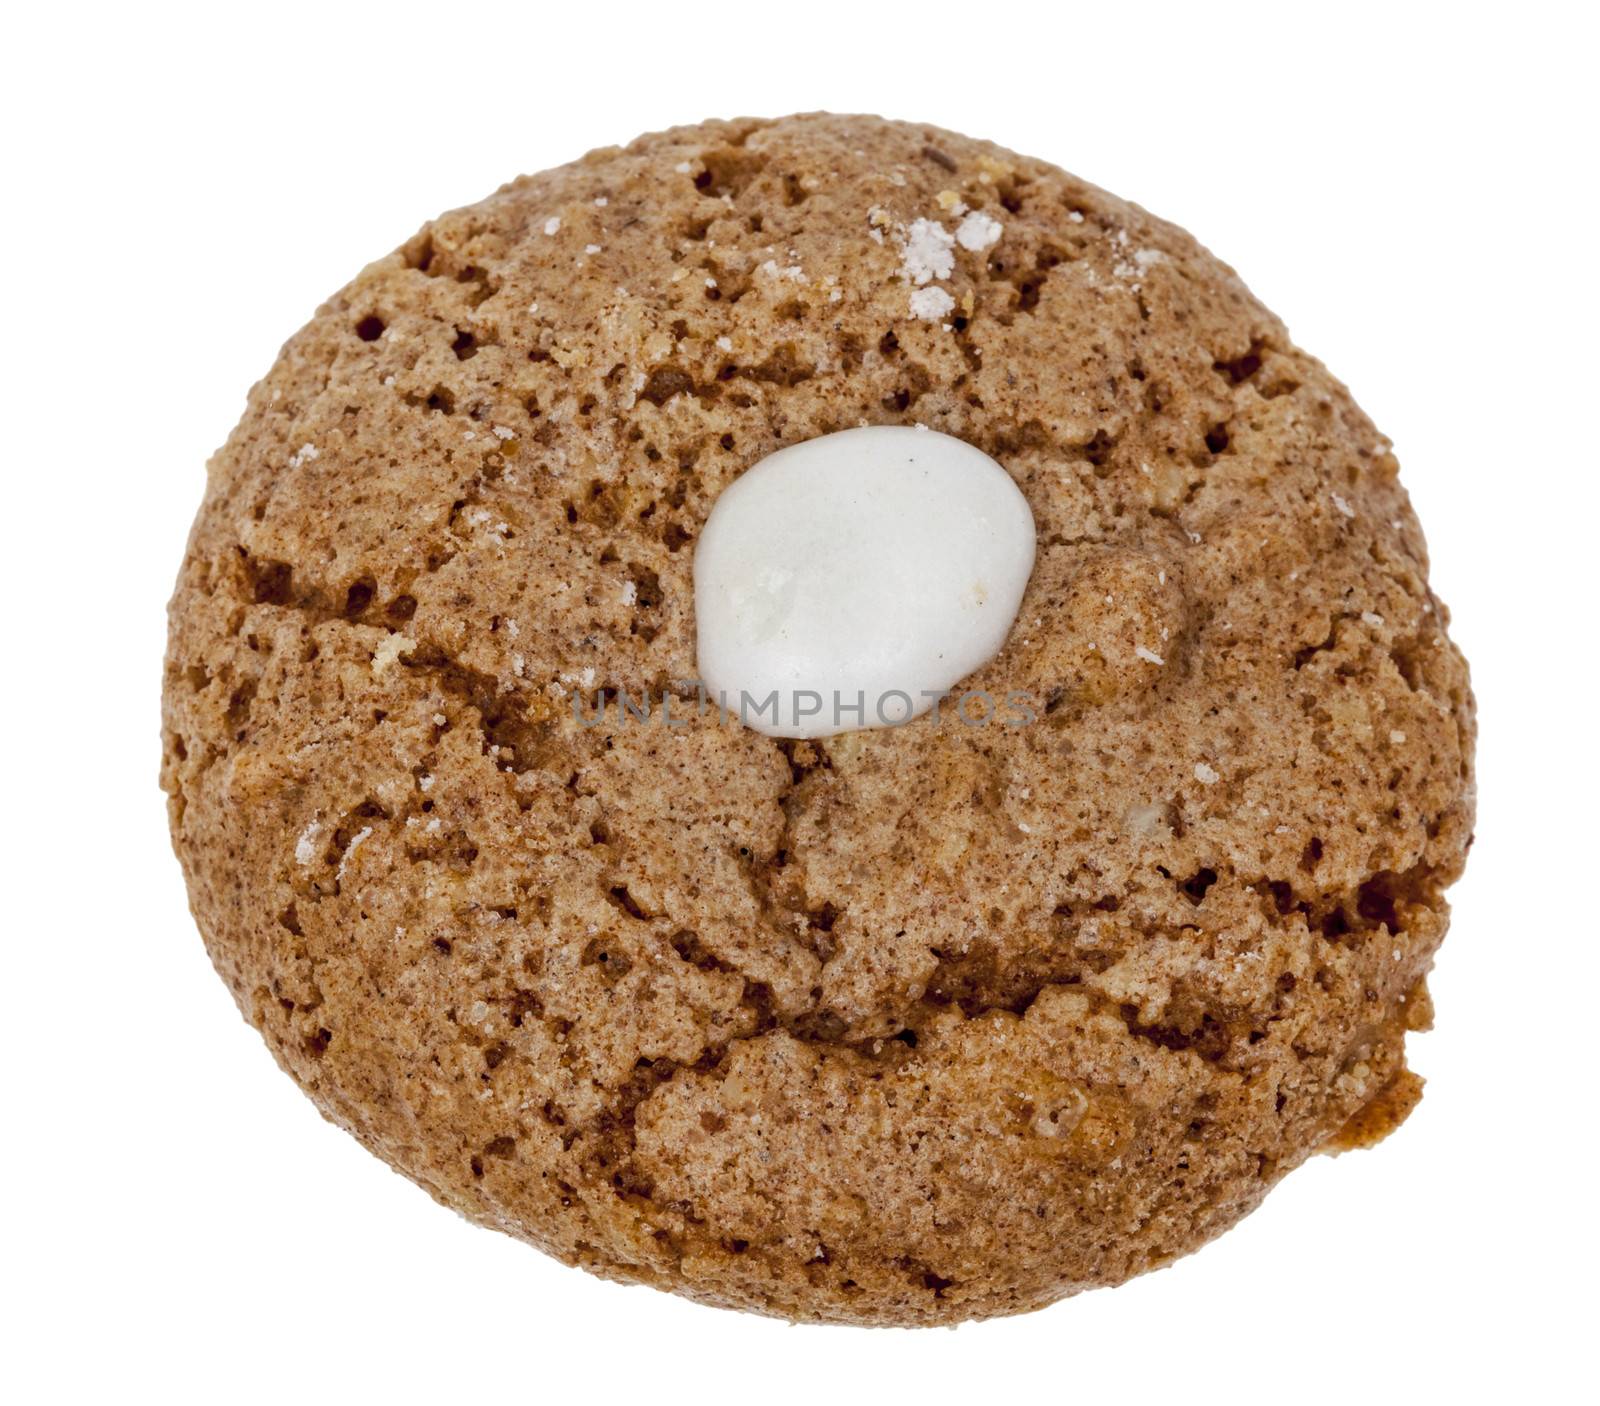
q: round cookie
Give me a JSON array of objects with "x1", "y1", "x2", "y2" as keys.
[{"x1": 162, "y1": 114, "x2": 1475, "y2": 1324}]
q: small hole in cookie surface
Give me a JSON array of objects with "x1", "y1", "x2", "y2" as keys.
[
  {"x1": 1214, "y1": 344, "x2": 1263, "y2": 383},
  {"x1": 246, "y1": 558, "x2": 293, "y2": 606},
  {"x1": 343, "y1": 578, "x2": 375, "y2": 618},
  {"x1": 1082, "y1": 428, "x2": 1116, "y2": 469},
  {"x1": 1181, "y1": 868, "x2": 1218, "y2": 904},
  {"x1": 354, "y1": 314, "x2": 385, "y2": 341},
  {"x1": 1319, "y1": 908, "x2": 1351, "y2": 940},
  {"x1": 1357, "y1": 875, "x2": 1401, "y2": 931}
]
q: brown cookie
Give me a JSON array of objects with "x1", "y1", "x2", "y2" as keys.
[{"x1": 162, "y1": 114, "x2": 1475, "y2": 1324}]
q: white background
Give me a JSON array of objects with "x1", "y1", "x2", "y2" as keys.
[{"x1": 4, "y1": 3, "x2": 1595, "y2": 1400}]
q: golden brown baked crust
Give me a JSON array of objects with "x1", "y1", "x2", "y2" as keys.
[{"x1": 161, "y1": 114, "x2": 1475, "y2": 1324}]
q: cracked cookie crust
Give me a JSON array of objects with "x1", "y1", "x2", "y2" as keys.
[{"x1": 162, "y1": 114, "x2": 1475, "y2": 1325}]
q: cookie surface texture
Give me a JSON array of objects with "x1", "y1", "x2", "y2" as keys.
[{"x1": 162, "y1": 114, "x2": 1475, "y2": 1324}]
